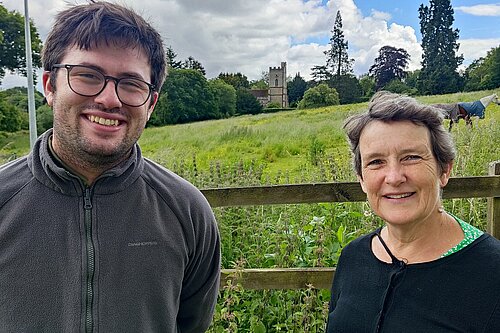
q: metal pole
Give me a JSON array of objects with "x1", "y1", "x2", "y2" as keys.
[{"x1": 24, "y1": 0, "x2": 38, "y2": 150}]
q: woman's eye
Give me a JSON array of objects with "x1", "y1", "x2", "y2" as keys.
[
  {"x1": 404, "y1": 155, "x2": 421, "y2": 161},
  {"x1": 367, "y1": 159, "x2": 382, "y2": 166}
]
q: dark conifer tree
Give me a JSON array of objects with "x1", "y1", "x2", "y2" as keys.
[
  {"x1": 310, "y1": 65, "x2": 330, "y2": 82},
  {"x1": 287, "y1": 73, "x2": 307, "y2": 106},
  {"x1": 182, "y1": 56, "x2": 206, "y2": 76},
  {"x1": 418, "y1": 0, "x2": 463, "y2": 94},
  {"x1": 324, "y1": 10, "x2": 354, "y2": 77},
  {"x1": 165, "y1": 46, "x2": 182, "y2": 69}
]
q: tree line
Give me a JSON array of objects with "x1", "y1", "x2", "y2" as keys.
[{"x1": 1, "y1": 0, "x2": 500, "y2": 133}]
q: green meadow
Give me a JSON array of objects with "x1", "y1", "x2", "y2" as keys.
[{"x1": 1, "y1": 90, "x2": 499, "y2": 331}]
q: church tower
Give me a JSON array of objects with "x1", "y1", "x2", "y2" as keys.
[{"x1": 268, "y1": 62, "x2": 288, "y2": 108}]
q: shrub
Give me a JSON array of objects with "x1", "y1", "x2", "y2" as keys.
[
  {"x1": 383, "y1": 79, "x2": 418, "y2": 95},
  {"x1": 0, "y1": 100, "x2": 23, "y2": 132},
  {"x1": 265, "y1": 102, "x2": 282, "y2": 109},
  {"x1": 36, "y1": 104, "x2": 53, "y2": 135},
  {"x1": 298, "y1": 84, "x2": 339, "y2": 109}
]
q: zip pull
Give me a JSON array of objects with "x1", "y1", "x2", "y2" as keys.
[{"x1": 84, "y1": 188, "x2": 92, "y2": 210}]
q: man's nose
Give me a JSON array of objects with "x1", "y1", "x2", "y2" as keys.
[{"x1": 94, "y1": 79, "x2": 122, "y2": 108}]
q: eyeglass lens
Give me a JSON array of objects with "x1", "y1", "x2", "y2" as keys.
[{"x1": 67, "y1": 66, "x2": 151, "y2": 107}]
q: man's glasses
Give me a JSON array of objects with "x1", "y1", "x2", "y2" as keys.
[{"x1": 52, "y1": 64, "x2": 155, "y2": 107}]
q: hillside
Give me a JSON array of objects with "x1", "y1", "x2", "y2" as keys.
[
  {"x1": 2, "y1": 90, "x2": 499, "y2": 182},
  {"x1": 139, "y1": 90, "x2": 500, "y2": 183}
]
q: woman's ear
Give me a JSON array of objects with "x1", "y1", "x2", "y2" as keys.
[
  {"x1": 439, "y1": 161, "x2": 453, "y2": 188},
  {"x1": 358, "y1": 174, "x2": 367, "y2": 194}
]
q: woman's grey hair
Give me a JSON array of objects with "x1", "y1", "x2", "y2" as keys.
[{"x1": 344, "y1": 91, "x2": 456, "y2": 177}]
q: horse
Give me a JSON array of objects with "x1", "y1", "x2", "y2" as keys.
[{"x1": 431, "y1": 93, "x2": 499, "y2": 131}]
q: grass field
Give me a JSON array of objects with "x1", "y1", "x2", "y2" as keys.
[{"x1": 1, "y1": 90, "x2": 499, "y2": 331}]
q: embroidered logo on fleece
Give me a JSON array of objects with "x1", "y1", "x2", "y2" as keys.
[{"x1": 127, "y1": 241, "x2": 158, "y2": 247}]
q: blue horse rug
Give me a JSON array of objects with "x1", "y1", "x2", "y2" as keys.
[{"x1": 458, "y1": 101, "x2": 485, "y2": 118}]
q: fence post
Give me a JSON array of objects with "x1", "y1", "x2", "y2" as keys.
[{"x1": 487, "y1": 160, "x2": 500, "y2": 239}]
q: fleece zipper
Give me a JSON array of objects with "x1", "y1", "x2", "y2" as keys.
[{"x1": 84, "y1": 188, "x2": 96, "y2": 333}]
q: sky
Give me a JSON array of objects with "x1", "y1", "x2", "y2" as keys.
[{"x1": 1, "y1": 0, "x2": 499, "y2": 92}]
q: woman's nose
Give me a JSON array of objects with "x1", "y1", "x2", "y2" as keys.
[{"x1": 384, "y1": 163, "x2": 406, "y2": 186}]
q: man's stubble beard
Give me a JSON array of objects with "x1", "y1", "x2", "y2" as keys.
[{"x1": 51, "y1": 94, "x2": 141, "y2": 173}]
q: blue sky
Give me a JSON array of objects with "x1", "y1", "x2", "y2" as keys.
[
  {"x1": 354, "y1": 0, "x2": 500, "y2": 39},
  {"x1": 1, "y1": 0, "x2": 499, "y2": 90}
]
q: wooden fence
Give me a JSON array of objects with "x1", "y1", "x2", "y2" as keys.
[{"x1": 201, "y1": 161, "x2": 500, "y2": 290}]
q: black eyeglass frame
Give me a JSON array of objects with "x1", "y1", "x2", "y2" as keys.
[{"x1": 52, "y1": 64, "x2": 156, "y2": 107}]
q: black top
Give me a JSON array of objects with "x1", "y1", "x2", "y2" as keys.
[{"x1": 326, "y1": 230, "x2": 500, "y2": 333}]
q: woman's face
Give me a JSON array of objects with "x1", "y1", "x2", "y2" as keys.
[{"x1": 358, "y1": 120, "x2": 452, "y2": 227}]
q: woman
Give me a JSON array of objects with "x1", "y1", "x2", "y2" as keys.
[{"x1": 326, "y1": 91, "x2": 500, "y2": 332}]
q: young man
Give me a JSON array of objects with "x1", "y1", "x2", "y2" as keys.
[{"x1": 0, "y1": 2, "x2": 220, "y2": 332}]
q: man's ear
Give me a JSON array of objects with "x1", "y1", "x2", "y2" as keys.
[
  {"x1": 146, "y1": 91, "x2": 159, "y2": 121},
  {"x1": 42, "y1": 71, "x2": 54, "y2": 106}
]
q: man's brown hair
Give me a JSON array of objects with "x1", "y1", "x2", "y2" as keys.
[{"x1": 42, "y1": 0, "x2": 166, "y2": 91}]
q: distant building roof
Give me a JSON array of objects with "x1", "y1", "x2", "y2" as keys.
[{"x1": 249, "y1": 89, "x2": 268, "y2": 98}]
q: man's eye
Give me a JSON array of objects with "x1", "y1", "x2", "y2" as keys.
[
  {"x1": 120, "y1": 79, "x2": 148, "y2": 91},
  {"x1": 74, "y1": 72, "x2": 100, "y2": 80},
  {"x1": 405, "y1": 155, "x2": 421, "y2": 161}
]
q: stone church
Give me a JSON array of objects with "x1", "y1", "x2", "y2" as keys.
[{"x1": 250, "y1": 62, "x2": 289, "y2": 108}]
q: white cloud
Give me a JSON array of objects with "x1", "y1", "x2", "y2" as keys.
[
  {"x1": 456, "y1": 4, "x2": 500, "y2": 16},
  {"x1": 458, "y1": 38, "x2": 500, "y2": 65},
  {"x1": 339, "y1": 6, "x2": 422, "y2": 75},
  {"x1": 371, "y1": 9, "x2": 391, "y2": 21},
  {"x1": 0, "y1": 0, "x2": 496, "y2": 91}
]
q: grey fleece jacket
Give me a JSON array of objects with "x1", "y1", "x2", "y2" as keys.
[{"x1": 0, "y1": 130, "x2": 221, "y2": 333}]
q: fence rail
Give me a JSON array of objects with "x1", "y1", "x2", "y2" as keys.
[{"x1": 201, "y1": 161, "x2": 500, "y2": 290}]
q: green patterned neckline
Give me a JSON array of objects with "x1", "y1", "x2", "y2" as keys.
[{"x1": 441, "y1": 215, "x2": 483, "y2": 258}]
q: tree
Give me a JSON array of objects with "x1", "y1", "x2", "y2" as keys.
[
  {"x1": 328, "y1": 74, "x2": 363, "y2": 104},
  {"x1": 330, "y1": 75, "x2": 363, "y2": 104},
  {"x1": 147, "y1": 92, "x2": 170, "y2": 127},
  {"x1": 383, "y1": 79, "x2": 418, "y2": 95},
  {"x1": 250, "y1": 79, "x2": 267, "y2": 90},
  {"x1": 209, "y1": 79, "x2": 237, "y2": 118},
  {"x1": 369, "y1": 46, "x2": 410, "y2": 90},
  {"x1": 324, "y1": 10, "x2": 354, "y2": 77},
  {"x1": 217, "y1": 72, "x2": 250, "y2": 90},
  {"x1": 310, "y1": 65, "x2": 330, "y2": 82},
  {"x1": 0, "y1": 5, "x2": 43, "y2": 84},
  {"x1": 162, "y1": 68, "x2": 217, "y2": 124},
  {"x1": 287, "y1": 73, "x2": 307, "y2": 107},
  {"x1": 359, "y1": 74, "x2": 375, "y2": 98},
  {"x1": 165, "y1": 46, "x2": 205, "y2": 75},
  {"x1": 418, "y1": 0, "x2": 463, "y2": 94},
  {"x1": 405, "y1": 70, "x2": 420, "y2": 90},
  {"x1": 463, "y1": 45, "x2": 500, "y2": 91},
  {"x1": 0, "y1": 99, "x2": 23, "y2": 132},
  {"x1": 297, "y1": 83, "x2": 339, "y2": 109},
  {"x1": 0, "y1": 87, "x2": 45, "y2": 111},
  {"x1": 182, "y1": 56, "x2": 206, "y2": 76},
  {"x1": 165, "y1": 45, "x2": 182, "y2": 69},
  {"x1": 486, "y1": 46, "x2": 500, "y2": 88},
  {"x1": 250, "y1": 70, "x2": 269, "y2": 89},
  {"x1": 236, "y1": 88, "x2": 262, "y2": 115},
  {"x1": 36, "y1": 104, "x2": 53, "y2": 135}
]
